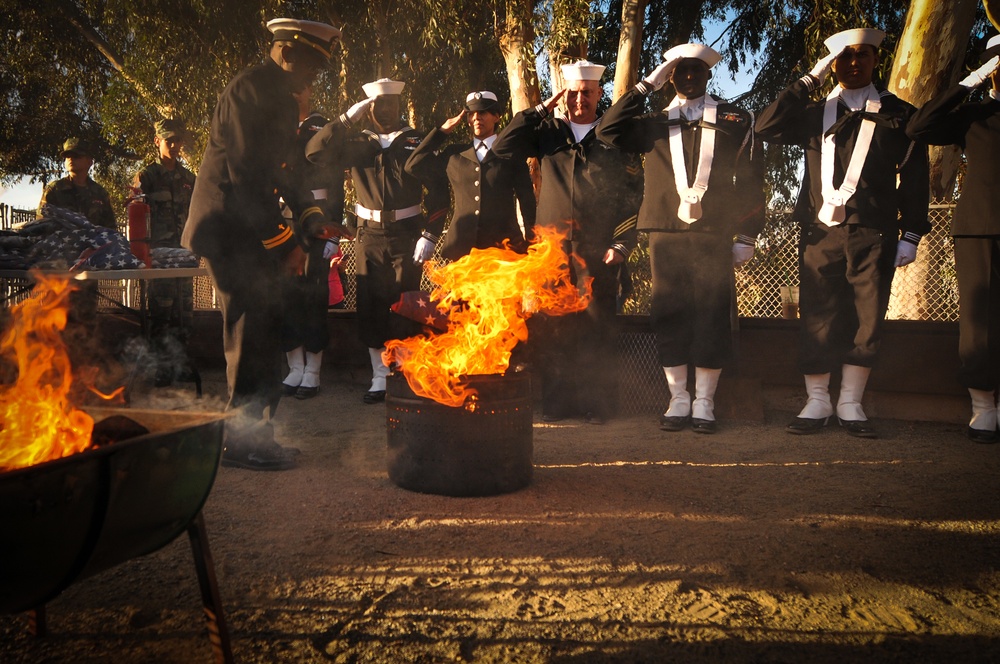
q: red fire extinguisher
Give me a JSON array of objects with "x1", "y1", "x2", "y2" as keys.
[{"x1": 127, "y1": 189, "x2": 151, "y2": 268}]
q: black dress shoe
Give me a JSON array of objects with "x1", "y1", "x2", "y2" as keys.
[
  {"x1": 659, "y1": 414, "x2": 690, "y2": 431},
  {"x1": 282, "y1": 383, "x2": 299, "y2": 396},
  {"x1": 966, "y1": 427, "x2": 999, "y2": 444},
  {"x1": 295, "y1": 385, "x2": 320, "y2": 399},
  {"x1": 691, "y1": 418, "x2": 717, "y2": 434},
  {"x1": 363, "y1": 390, "x2": 386, "y2": 404},
  {"x1": 585, "y1": 412, "x2": 606, "y2": 425},
  {"x1": 541, "y1": 413, "x2": 564, "y2": 423},
  {"x1": 221, "y1": 445, "x2": 297, "y2": 471},
  {"x1": 785, "y1": 416, "x2": 829, "y2": 435},
  {"x1": 839, "y1": 418, "x2": 877, "y2": 439}
]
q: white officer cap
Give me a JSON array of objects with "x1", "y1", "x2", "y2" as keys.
[
  {"x1": 362, "y1": 78, "x2": 406, "y2": 97},
  {"x1": 561, "y1": 60, "x2": 606, "y2": 82},
  {"x1": 465, "y1": 91, "x2": 500, "y2": 112},
  {"x1": 663, "y1": 43, "x2": 722, "y2": 68},
  {"x1": 266, "y1": 18, "x2": 341, "y2": 60},
  {"x1": 824, "y1": 28, "x2": 885, "y2": 55}
]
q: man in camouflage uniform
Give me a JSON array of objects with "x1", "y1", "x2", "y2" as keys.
[
  {"x1": 37, "y1": 137, "x2": 116, "y2": 229},
  {"x1": 133, "y1": 118, "x2": 196, "y2": 385}
]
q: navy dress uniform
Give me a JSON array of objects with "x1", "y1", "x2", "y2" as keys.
[
  {"x1": 183, "y1": 18, "x2": 341, "y2": 470},
  {"x1": 907, "y1": 35, "x2": 1000, "y2": 443},
  {"x1": 305, "y1": 78, "x2": 450, "y2": 403},
  {"x1": 280, "y1": 104, "x2": 344, "y2": 399},
  {"x1": 492, "y1": 60, "x2": 643, "y2": 423},
  {"x1": 756, "y1": 28, "x2": 930, "y2": 438},
  {"x1": 598, "y1": 43, "x2": 766, "y2": 434},
  {"x1": 404, "y1": 90, "x2": 537, "y2": 260}
]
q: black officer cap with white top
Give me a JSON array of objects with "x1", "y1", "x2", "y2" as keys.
[
  {"x1": 362, "y1": 78, "x2": 406, "y2": 98},
  {"x1": 266, "y1": 18, "x2": 341, "y2": 60},
  {"x1": 663, "y1": 43, "x2": 722, "y2": 68},
  {"x1": 560, "y1": 60, "x2": 606, "y2": 82},
  {"x1": 824, "y1": 28, "x2": 885, "y2": 55},
  {"x1": 465, "y1": 91, "x2": 501, "y2": 112},
  {"x1": 982, "y1": 34, "x2": 1000, "y2": 63}
]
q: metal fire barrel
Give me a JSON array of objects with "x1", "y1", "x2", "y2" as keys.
[{"x1": 386, "y1": 372, "x2": 533, "y2": 496}]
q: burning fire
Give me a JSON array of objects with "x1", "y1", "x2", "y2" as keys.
[
  {"x1": 385, "y1": 226, "x2": 591, "y2": 408},
  {"x1": 0, "y1": 273, "x2": 97, "y2": 471}
]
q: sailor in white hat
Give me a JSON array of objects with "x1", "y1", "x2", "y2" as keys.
[
  {"x1": 184, "y1": 17, "x2": 344, "y2": 471},
  {"x1": 598, "y1": 43, "x2": 765, "y2": 434},
  {"x1": 491, "y1": 60, "x2": 643, "y2": 425},
  {"x1": 403, "y1": 91, "x2": 536, "y2": 261},
  {"x1": 305, "y1": 78, "x2": 450, "y2": 405},
  {"x1": 756, "y1": 28, "x2": 930, "y2": 439},
  {"x1": 907, "y1": 34, "x2": 1000, "y2": 444}
]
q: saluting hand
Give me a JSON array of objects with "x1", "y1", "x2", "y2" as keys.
[
  {"x1": 440, "y1": 110, "x2": 467, "y2": 134},
  {"x1": 346, "y1": 97, "x2": 375, "y2": 124},
  {"x1": 809, "y1": 50, "x2": 839, "y2": 83},
  {"x1": 960, "y1": 56, "x2": 1000, "y2": 89},
  {"x1": 542, "y1": 89, "x2": 567, "y2": 115},
  {"x1": 642, "y1": 57, "x2": 680, "y2": 92}
]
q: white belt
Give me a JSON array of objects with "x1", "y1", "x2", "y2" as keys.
[{"x1": 355, "y1": 203, "x2": 422, "y2": 223}]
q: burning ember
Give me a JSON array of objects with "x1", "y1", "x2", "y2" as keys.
[
  {"x1": 0, "y1": 273, "x2": 103, "y2": 471},
  {"x1": 385, "y1": 227, "x2": 590, "y2": 408}
]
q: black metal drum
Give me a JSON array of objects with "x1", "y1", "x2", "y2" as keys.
[{"x1": 386, "y1": 372, "x2": 533, "y2": 497}]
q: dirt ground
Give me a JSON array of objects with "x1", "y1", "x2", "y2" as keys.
[{"x1": 2, "y1": 365, "x2": 1000, "y2": 664}]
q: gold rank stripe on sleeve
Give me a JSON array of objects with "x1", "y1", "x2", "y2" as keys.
[
  {"x1": 626, "y1": 163, "x2": 641, "y2": 176},
  {"x1": 299, "y1": 206, "x2": 324, "y2": 227},
  {"x1": 613, "y1": 215, "x2": 638, "y2": 239},
  {"x1": 262, "y1": 224, "x2": 294, "y2": 249}
]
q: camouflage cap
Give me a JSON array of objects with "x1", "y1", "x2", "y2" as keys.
[
  {"x1": 155, "y1": 118, "x2": 186, "y2": 140},
  {"x1": 59, "y1": 137, "x2": 94, "y2": 158}
]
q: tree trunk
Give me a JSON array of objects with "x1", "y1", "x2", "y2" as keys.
[
  {"x1": 886, "y1": 0, "x2": 979, "y2": 321},
  {"x1": 612, "y1": 0, "x2": 648, "y2": 103},
  {"x1": 499, "y1": 0, "x2": 541, "y2": 113}
]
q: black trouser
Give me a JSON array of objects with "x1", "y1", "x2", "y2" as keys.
[
  {"x1": 204, "y1": 239, "x2": 286, "y2": 422},
  {"x1": 354, "y1": 220, "x2": 424, "y2": 349},
  {"x1": 798, "y1": 224, "x2": 896, "y2": 375},
  {"x1": 535, "y1": 242, "x2": 620, "y2": 420},
  {"x1": 955, "y1": 236, "x2": 1000, "y2": 390},
  {"x1": 280, "y1": 242, "x2": 330, "y2": 353},
  {"x1": 649, "y1": 231, "x2": 733, "y2": 369}
]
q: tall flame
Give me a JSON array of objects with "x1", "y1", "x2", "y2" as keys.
[
  {"x1": 0, "y1": 273, "x2": 95, "y2": 471},
  {"x1": 385, "y1": 226, "x2": 591, "y2": 407}
]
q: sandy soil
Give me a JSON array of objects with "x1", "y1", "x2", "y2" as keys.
[{"x1": 2, "y1": 366, "x2": 1000, "y2": 663}]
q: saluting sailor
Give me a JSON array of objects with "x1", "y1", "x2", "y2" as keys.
[
  {"x1": 404, "y1": 90, "x2": 537, "y2": 260},
  {"x1": 755, "y1": 28, "x2": 930, "y2": 439},
  {"x1": 305, "y1": 78, "x2": 450, "y2": 404},
  {"x1": 907, "y1": 35, "x2": 1000, "y2": 444},
  {"x1": 598, "y1": 43, "x2": 765, "y2": 434},
  {"x1": 492, "y1": 60, "x2": 643, "y2": 425}
]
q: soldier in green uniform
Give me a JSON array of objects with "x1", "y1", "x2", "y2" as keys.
[
  {"x1": 132, "y1": 118, "x2": 197, "y2": 385},
  {"x1": 37, "y1": 137, "x2": 116, "y2": 229}
]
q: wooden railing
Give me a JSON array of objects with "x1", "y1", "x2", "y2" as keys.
[{"x1": 0, "y1": 203, "x2": 34, "y2": 231}]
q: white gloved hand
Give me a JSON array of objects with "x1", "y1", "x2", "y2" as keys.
[
  {"x1": 959, "y1": 56, "x2": 1000, "y2": 89},
  {"x1": 346, "y1": 97, "x2": 375, "y2": 123},
  {"x1": 894, "y1": 241, "x2": 917, "y2": 267},
  {"x1": 322, "y1": 240, "x2": 339, "y2": 260},
  {"x1": 642, "y1": 58, "x2": 680, "y2": 92},
  {"x1": 732, "y1": 242, "x2": 754, "y2": 268},
  {"x1": 413, "y1": 237, "x2": 436, "y2": 264},
  {"x1": 809, "y1": 51, "x2": 839, "y2": 83}
]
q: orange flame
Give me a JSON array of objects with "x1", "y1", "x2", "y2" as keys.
[
  {"x1": 385, "y1": 226, "x2": 591, "y2": 407},
  {"x1": 0, "y1": 273, "x2": 95, "y2": 471}
]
